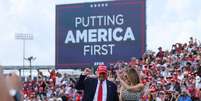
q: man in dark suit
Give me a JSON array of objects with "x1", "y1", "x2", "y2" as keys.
[{"x1": 76, "y1": 65, "x2": 119, "y2": 101}]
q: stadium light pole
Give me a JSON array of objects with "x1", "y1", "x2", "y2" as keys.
[
  {"x1": 25, "y1": 56, "x2": 36, "y2": 79},
  {"x1": 15, "y1": 33, "x2": 33, "y2": 77}
]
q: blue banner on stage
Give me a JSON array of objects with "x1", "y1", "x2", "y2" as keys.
[{"x1": 56, "y1": 0, "x2": 146, "y2": 68}]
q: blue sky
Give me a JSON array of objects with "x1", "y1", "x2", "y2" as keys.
[{"x1": 0, "y1": 0, "x2": 201, "y2": 65}]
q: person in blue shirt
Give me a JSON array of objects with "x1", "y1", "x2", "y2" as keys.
[{"x1": 178, "y1": 91, "x2": 192, "y2": 101}]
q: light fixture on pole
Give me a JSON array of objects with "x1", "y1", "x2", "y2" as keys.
[
  {"x1": 15, "y1": 33, "x2": 33, "y2": 77},
  {"x1": 24, "y1": 56, "x2": 36, "y2": 79}
]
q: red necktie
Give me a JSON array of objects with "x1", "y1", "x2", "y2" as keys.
[{"x1": 97, "y1": 82, "x2": 103, "y2": 101}]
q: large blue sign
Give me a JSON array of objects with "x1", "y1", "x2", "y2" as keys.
[{"x1": 56, "y1": 0, "x2": 146, "y2": 68}]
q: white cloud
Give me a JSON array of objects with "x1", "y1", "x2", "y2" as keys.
[
  {"x1": 167, "y1": 0, "x2": 190, "y2": 15},
  {"x1": 0, "y1": 0, "x2": 55, "y2": 65},
  {"x1": 147, "y1": 0, "x2": 201, "y2": 51}
]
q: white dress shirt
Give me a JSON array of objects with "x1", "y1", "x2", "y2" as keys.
[
  {"x1": 93, "y1": 80, "x2": 107, "y2": 101},
  {"x1": 196, "y1": 76, "x2": 201, "y2": 89}
]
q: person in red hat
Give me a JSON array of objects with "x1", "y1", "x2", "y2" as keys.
[{"x1": 75, "y1": 65, "x2": 119, "y2": 101}]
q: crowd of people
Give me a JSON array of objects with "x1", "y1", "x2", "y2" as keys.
[
  {"x1": 107, "y1": 37, "x2": 201, "y2": 101},
  {"x1": 23, "y1": 70, "x2": 81, "y2": 101},
  {"x1": 1, "y1": 37, "x2": 201, "y2": 101}
]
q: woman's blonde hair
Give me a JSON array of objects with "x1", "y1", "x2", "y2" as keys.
[{"x1": 125, "y1": 67, "x2": 140, "y2": 85}]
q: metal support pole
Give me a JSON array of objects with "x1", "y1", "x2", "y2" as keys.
[
  {"x1": 23, "y1": 40, "x2": 25, "y2": 77},
  {"x1": 30, "y1": 59, "x2": 32, "y2": 79}
]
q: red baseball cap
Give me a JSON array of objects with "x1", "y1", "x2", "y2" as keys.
[{"x1": 97, "y1": 65, "x2": 107, "y2": 74}]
